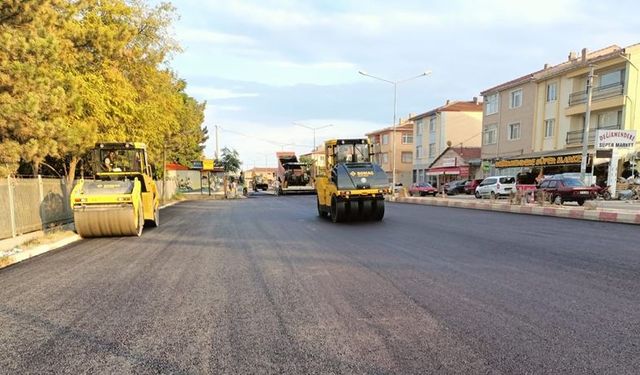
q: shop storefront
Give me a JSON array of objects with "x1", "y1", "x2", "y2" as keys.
[
  {"x1": 491, "y1": 150, "x2": 607, "y2": 185},
  {"x1": 423, "y1": 147, "x2": 481, "y2": 188}
]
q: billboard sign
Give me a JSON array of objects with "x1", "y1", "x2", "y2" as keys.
[{"x1": 596, "y1": 130, "x2": 636, "y2": 149}]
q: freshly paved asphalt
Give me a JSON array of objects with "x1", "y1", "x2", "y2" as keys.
[{"x1": 1, "y1": 194, "x2": 639, "y2": 374}]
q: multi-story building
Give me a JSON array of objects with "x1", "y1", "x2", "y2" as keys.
[
  {"x1": 410, "y1": 99, "x2": 483, "y2": 183},
  {"x1": 530, "y1": 45, "x2": 639, "y2": 185},
  {"x1": 483, "y1": 43, "x2": 640, "y2": 188},
  {"x1": 366, "y1": 119, "x2": 414, "y2": 187},
  {"x1": 480, "y1": 73, "x2": 538, "y2": 176},
  {"x1": 300, "y1": 145, "x2": 326, "y2": 177}
]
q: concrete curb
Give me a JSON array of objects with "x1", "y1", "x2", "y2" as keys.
[
  {"x1": 0, "y1": 233, "x2": 81, "y2": 270},
  {"x1": 395, "y1": 197, "x2": 640, "y2": 225},
  {"x1": 0, "y1": 200, "x2": 184, "y2": 270}
]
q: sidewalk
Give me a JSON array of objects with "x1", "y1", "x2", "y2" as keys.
[{"x1": 394, "y1": 196, "x2": 640, "y2": 225}]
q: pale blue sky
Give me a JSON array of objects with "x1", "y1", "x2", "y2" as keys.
[{"x1": 159, "y1": 0, "x2": 640, "y2": 168}]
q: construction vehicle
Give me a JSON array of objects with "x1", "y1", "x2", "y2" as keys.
[
  {"x1": 275, "y1": 152, "x2": 315, "y2": 195},
  {"x1": 252, "y1": 175, "x2": 269, "y2": 192},
  {"x1": 70, "y1": 142, "x2": 160, "y2": 237},
  {"x1": 316, "y1": 139, "x2": 390, "y2": 222}
]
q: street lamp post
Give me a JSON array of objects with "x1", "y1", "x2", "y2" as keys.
[
  {"x1": 580, "y1": 65, "x2": 596, "y2": 184},
  {"x1": 293, "y1": 122, "x2": 333, "y2": 151},
  {"x1": 358, "y1": 70, "x2": 431, "y2": 191}
]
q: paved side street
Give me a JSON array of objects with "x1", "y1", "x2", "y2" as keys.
[{"x1": 1, "y1": 195, "x2": 638, "y2": 374}]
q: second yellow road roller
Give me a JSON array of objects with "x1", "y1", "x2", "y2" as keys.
[
  {"x1": 70, "y1": 142, "x2": 160, "y2": 237},
  {"x1": 315, "y1": 139, "x2": 390, "y2": 222}
]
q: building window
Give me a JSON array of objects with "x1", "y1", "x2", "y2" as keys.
[
  {"x1": 544, "y1": 119, "x2": 555, "y2": 138},
  {"x1": 597, "y1": 110, "x2": 623, "y2": 128},
  {"x1": 381, "y1": 153, "x2": 389, "y2": 164},
  {"x1": 483, "y1": 124, "x2": 497, "y2": 145},
  {"x1": 508, "y1": 122, "x2": 521, "y2": 140},
  {"x1": 416, "y1": 145, "x2": 423, "y2": 159},
  {"x1": 416, "y1": 120, "x2": 423, "y2": 135},
  {"x1": 428, "y1": 142, "x2": 436, "y2": 158},
  {"x1": 429, "y1": 116, "x2": 436, "y2": 133},
  {"x1": 485, "y1": 93, "x2": 498, "y2": 115},
  {"x1": 381, "y1": 134, "x2": 389, "y2": 145},
  {"x1": 401, "y1": 152, "x2": 412, "y2": 163},
  {"x1": 546, "y1": 82, "x2": 557, "y2": 102},
  {"x1": 600, "y1": 69, "x2": 625, "y2": 87},
  {"x1": 510, "y1": 89, "x2": 522, "y2": 108},
  {"x1": 402, "y1": 133, "x2": 413, "y2": 144}
]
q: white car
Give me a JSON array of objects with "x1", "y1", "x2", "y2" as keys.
[{"x1": 475, "y1": 176, "x2": 516, "y2": 199}]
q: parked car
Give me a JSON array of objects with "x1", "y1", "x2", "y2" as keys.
[
  {"x1": 408, "y1": 182, "x2": 437, "y2": 197},
  {"x1": 445, "y1": 179, "x2": 467, "y2": 195},
  {"x1": 475, "y1": 176, "x2": 516, "y2": 199},
  {"x1": 463, "y1": 178, "x2": 484, "y2": 194},
  {"x1": 536, "y1": 177, "x2": 598, "y2": 205}
]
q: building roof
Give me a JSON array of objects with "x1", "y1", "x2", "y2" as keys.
[
  {"x1": 428, "y1": 146, "x2": 482, "y2": 168},
  {"x1": 480, "y1": 71, "x2": 541, "y2": 96},
  {"x1": 246, "y1": 167, "x2": 276, "y2": 173},
  {"x1": 166, "y1": 162, "x2": 189, "y2": 171},
  {"x1": 365, "y1": 121, "x2": 413, "y2": 136},
  {"x1": 533, "y1": 45, "x2": 623, "y2": 81},
  {"x1": 480, "y1": 44, "x2": 629, "y2": 95},
  {"x1": 409, "y1": 100, "x2": 482, "y2": 121}
]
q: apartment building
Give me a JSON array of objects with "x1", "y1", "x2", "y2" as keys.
[
  {"x1": 483, "y1": 43, "x2": 640, "y2": 187},
  {"x1": 366, "y1": 119, "x2": 414, "y2": 187},
  {"x1": 410, "y1": 100, "x2": 483, "y2": 183},
  {"x1": 480, "y1": 73, "x2": 538, "y2": 176},
  {"x1": 530, "y1": 44, "x2": 639, "y2": 184},
  {"x1": 300, "y1": 145, "x2": 326, "y2": 177}
]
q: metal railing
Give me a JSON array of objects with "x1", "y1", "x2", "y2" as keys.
[
  {"x1": 0, "y1": 176, "x2": 73, "y2": 240},
  {"x1": 565, "y1": 124, "x2": 621, "y2": 145},
  {"x1": 568, "y1": 82, "x2": 624, "y2": 106},
  {"x1": 0, "y1": 176, "x2": 178, "y2": 240}
]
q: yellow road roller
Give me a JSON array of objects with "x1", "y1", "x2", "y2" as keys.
[
  {"x1": 316, "y1": 139, "x2": 390, "y2": 222},
  {"x1": 70, "y1": 142, "x2": 160, "y2": 237}
]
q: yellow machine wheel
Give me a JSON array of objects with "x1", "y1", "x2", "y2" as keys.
[
  {"x1": 73, "y1": 203, "x2": 143, "y2": 238},
  {"x1": 317, "y1": 197, "x2": 328, "y2": 218},
  {"x1": 330, "y1": 196, "x2": 346, "y2": 223},
  {"x1": 372, "y1": 199, "x2": 385, "y2": 221},
  {"x1": 146, "y1": 205, "x2": 160, "y2": 228}
]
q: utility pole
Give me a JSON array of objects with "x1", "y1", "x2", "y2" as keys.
[
  {"x1": 162, "y1": 144, "x2": 167, "y2": 204},
  {"x1": 580, "y1": 65, "x2": 596, "y2": 184},
  {"x1": 215, "y1": 124, "x2": 220, "y2": 160},
  {"x1": 358, "y1": 70, "x2": 431, "y2": 191}
]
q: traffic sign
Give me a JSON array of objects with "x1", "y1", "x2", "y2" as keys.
[
  {"x1": 191, "y1": 160, "x2": 203, "y2": 170},
  {"x1": 203, "y1": 159, "x2": 215, "y2": 171}
]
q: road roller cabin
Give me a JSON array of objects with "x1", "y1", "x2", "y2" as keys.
[
  {"x1": 315, "y1": 139, "x2": 390, "y2": 222},
  {"x1": 70, "y1": 142, "x2": 160, "y2": 237}
]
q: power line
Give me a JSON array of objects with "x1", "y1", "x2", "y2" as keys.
[{"x1": 219, "y1": 127, "x2": 312, "y2": 149}]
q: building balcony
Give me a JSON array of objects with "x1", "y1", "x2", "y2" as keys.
[
  {"x1": 565, "y1": 124, "x2": 621, "y2": 146},
  {"x1": 568, "y1": 82, "x2": 624, "y2": 106}
]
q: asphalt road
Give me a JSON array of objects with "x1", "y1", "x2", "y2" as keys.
[{"x1": 1, "y1": 194, "x2": 639, "y2": 374}]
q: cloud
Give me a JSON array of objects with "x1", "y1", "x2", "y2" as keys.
[
  {"x1": 176, "y1": 28, "x2": 256, "y2": 46},
  {"x1": 186, "y1": 86, "x2": 259, "y2": 100}
]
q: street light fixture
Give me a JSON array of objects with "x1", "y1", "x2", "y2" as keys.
[
  {"x1": 293, "y1": 122, "x2": 333, "y2": 151},
  {"x1": 358, "y1": 70, "x2": 431, "y2": 191}
]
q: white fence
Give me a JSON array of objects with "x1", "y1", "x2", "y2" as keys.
[{"x1": 0, "y1": 176, "x2": 178, "y2": 241}]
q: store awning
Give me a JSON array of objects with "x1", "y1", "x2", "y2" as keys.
[
  {"x1": 426, "y1": 166, "x2": 470, "y2": 176},
  {"x1": 495, "y1": 152, "x2": 585, "y2": 169}
]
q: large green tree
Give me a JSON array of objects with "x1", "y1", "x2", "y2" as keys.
[{"x1": 0, "y1": 0, "x2": 207, "y2": 182}]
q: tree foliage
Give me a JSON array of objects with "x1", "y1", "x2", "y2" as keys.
[
  {"x1": 219, "y1": 147, "x2": 241, "y2": 174},
  {"x1": 0, "y1": 0, "x2": 206, "y2": 181}
]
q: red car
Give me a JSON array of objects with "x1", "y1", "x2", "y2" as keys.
[
  {"x1": 463, "y1": 179, "x2": 483, "y2": 194},
  {"x1": 408, "y1": 183, "x2": 437, "y2": 197},
  {"x1": 536, "y1": 177, "x2": 598, "y2": 205}
]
